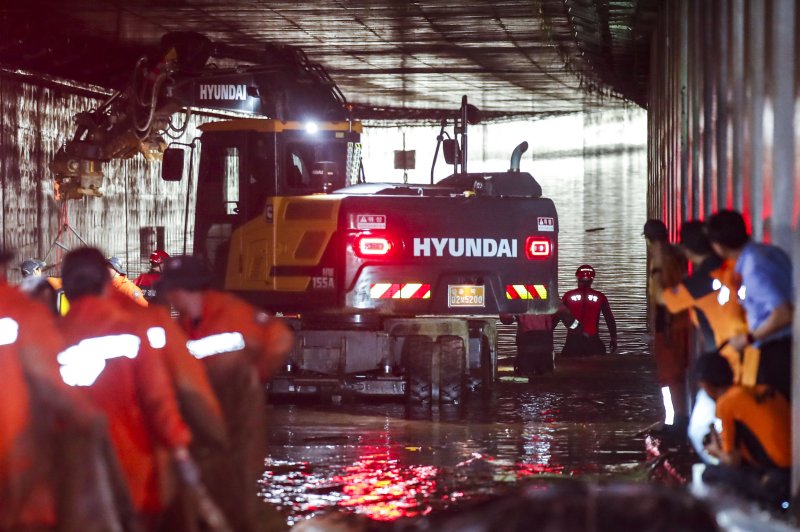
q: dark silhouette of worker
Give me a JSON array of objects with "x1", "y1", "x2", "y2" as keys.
[
  {"x1": 501, "y1": 303, "x2": 580, "y2": 376},
  {"x1": 644, "y1": 218, "x2": 690, "y2": 435},
  {"x1": 559, "y1": 265, "x2": 617, "y2": 356}
]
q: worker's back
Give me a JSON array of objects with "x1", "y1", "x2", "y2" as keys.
[{"x1": 60, "y1": 295, "x2": 190, "y2": 515}]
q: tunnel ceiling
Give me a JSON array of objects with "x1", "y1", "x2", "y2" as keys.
[{"x1": 0, "y1": 1, "x2": 653, "y2": 121}]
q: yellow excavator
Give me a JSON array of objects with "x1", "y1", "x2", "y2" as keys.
[{"x1": 53, "y1": 32, "x2": 560, "y2": 404}]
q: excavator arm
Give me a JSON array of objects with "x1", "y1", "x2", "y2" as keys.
[{"x1": 50, "y1": 32, "x2": 348, "y2": 199}]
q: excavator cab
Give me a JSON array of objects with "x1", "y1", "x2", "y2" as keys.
[{"x1": 164, "y1": 119, "x2": 361, "y2": 283}]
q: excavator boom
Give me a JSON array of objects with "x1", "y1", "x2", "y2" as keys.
[{"x1": 50, "y1": 32, "x2": 348, "y2": 199}]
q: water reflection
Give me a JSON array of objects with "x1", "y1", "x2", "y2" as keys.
[
  {"x1": 261, "y1": 148, "x2": 658, "y2": 525},
  {"x1": 333, "y1": 448, "x2": 439, "y2": 520}
]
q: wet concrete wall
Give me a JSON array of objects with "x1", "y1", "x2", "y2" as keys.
[
  {"x1": 644, "y1": 0, "x2": 800, "y2": 492},
  {"x1": 0, "y1": 72, "x2": 209, "y2": 283}
]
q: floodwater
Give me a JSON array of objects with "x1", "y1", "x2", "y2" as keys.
[{"x1": 260, "y1": 148, "x2": 660, "y2": 526}]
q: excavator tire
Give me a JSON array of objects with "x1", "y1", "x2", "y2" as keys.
[
  {"x1": 437, "y1": 335, "x2": 466, "y2": 404},
  {"x1": 403, "y1": 335, "x2": 434, "y2": 404},
  {"x1": 479, "y1": 335, "x2": 496, "y2": 391}
]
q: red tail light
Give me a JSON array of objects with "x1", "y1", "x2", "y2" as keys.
[
  {"x1": 525, "y1": 237, "x2": 551, "y2": 260},
  {"x1": 354, "y1": 235, "x2": 393, "y2": 257}
]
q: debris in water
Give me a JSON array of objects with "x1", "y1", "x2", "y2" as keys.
[{"x1": 585, "y1": 227, "x2": 606, "y2": 232}]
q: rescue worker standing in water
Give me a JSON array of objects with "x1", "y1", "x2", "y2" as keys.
[
  {"x1": 158, "y1": 255, "x2": 293, "y2": 532},
  {"x1": 0, "y1": 249, "x2": 104, "y2": 530},
  {"x1": 501, "y1": 303, "x2": 581, "y2": 375},
  {"x1": 559, "y1": 265, "x2": 617, "y2": 356},
  {"x1": 60, "y1": 248, "x2": 201, "y2": 529}
]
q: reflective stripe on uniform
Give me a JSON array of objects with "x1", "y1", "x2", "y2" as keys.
[
  {"x1": 147, "y1": 327, "x2": 167, "y2": 349},
  {"x1": 186, "y1": 332, "x2": 246, "y2": 359},
  {"x1": 58, "y1": 334, "x2": 141, "y2": 386},
  {"x1": 0, "y1": 317, "x2": 19, "y2": 346},
  {"x1": 661, "y1": 386, "x2": 675, "y2": 426}
]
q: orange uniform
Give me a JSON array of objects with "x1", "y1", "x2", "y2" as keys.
[
  {"x1": 111, "y1": 274, "x2": 148, "y2": 307},
  {"x1": 178, "y1": 290, "x2": 291, "y2": 531},
  {"x1": 0, "y1": 282, "x2": 95, "y2": 528},
  {"x1": 661, "y1": 257, "x2": 753, "y2": 384},
  {"x1": 650, "y1": 244, "x2": 690, "y2": 386},
  {"x1": 110, "y1": 290, "x2": 226, "y2": 447},
  {"x1": 717, "y1": 385, "x2": 791, "y2": 469},
  {"x1": 59, "y1": 295, "x2": 191, "y2": 515},
  {"x1": 181, "y1": 290, "x2": 292, "y2": 381},
  {"x1": 0, "y1": 305, "x2": 37, "y2": 528}
]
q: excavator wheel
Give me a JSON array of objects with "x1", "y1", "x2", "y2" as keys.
[
  {"x1": 479, "y1": 335, "x2": 496, "y2": 391},
  {"x1": 403, "y1": 335, "x2": 434, "y2": 404},
  {"x1": 437, "y1": 335, "x2": 466, "y2": 405}
]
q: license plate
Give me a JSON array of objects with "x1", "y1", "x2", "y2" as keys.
[{"x1": 448, "y1": 285, "x2": 485, "y2": 308}]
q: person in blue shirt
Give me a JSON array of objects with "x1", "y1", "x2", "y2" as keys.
[{"x1": 705, "y1": 210, "x2": 793, "y2": 398}]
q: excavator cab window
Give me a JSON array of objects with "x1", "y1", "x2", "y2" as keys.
[
  {"x1": 287, "y1": 150, "x2": 311, "y2": 189},
  {"x1": 282, "y1": 140, "x2": 346, "y2": 194},
  {"x1": 195, "y1": 133, "x2": 249, "y2": 282},
  {"x1": 198, "y1": 143, "x2": 241, "y2": 216}
]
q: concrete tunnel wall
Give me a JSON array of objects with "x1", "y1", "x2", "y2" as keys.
[
  {"x1": 0, "y1": 72, "x2": 210, "y2": 283},
  {"x1": 645, "y1": 0, "x2": 800, "y2": 491}
]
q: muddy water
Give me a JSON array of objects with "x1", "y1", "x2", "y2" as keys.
[{"x1": 260, "y1": 149, "x2": 659, "y2": 526}]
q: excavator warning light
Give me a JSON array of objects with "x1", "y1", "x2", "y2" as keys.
[{"x1": 525, "y1": 237, "x2": 551, "y2": 260}]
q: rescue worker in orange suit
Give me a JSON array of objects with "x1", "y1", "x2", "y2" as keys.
[
  {"x1": 107, "y1": 255, "x2": 148, "y2": 307},
  {"x1": 110, "y1": 288, "x2": 227, "y2": 448},
  {"x1": 696, "y1": 352, "x2": 790, "y2": 507},
  {"x1": 0, "y1": 250, "x2": 108, "y2": 530},
  {"x1": 560, "y1": 265, "x2": 617, "y2": 357},
  {"x1": 60, "y1": 247, "x2": 210, "y2": 529},
  {"x1": 657, "y1": 221, "x2": 750, "y2": 460},
  {"x1": 644, "y1": 219, "x2": 691, "y2": 436},
  {"x1": 158, "y1": 255, "x2": 294, "y2": 532},
  {"x1": 134, "y1": 249, "x2": 170, "y2": 303},
  {"x1": 109, "y1": 274, "x2": 228, "y2": 530},
  {"x1": 501, "y1": 303, "x2": 581, "y2": 375}
]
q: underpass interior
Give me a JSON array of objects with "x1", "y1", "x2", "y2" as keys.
[
  {"x1": 1, "y1": 1, "x2": 799, "y2": 530},
  {"x1": 263, "y1": 114, "x2": 661, "y2": 525}
]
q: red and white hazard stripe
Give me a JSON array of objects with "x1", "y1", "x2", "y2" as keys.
[
  {"x1": 505, "y1": 284, "x2": 548, "y2": 300},
  {"x1": 370, "y1": 283, "x2": 431, "y2": 299}
]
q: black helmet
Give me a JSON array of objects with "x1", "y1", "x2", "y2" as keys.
[
  {"x1": 106, "y1": 256, "x2": 127, "y2": 276},
  {"x1": 21, "y1": 259, "x2": 46, "y2": 277},
  {"x1": 156, "y1": 255, "x2": 213, "y2": 292},
  {"x1": 642, "y1": 219, "x2": 669, "y2": 242}
]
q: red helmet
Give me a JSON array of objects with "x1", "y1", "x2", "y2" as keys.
[
  {"x1": 575, "y1": 264, "x2": 596, "y2": 280},
  {"x1": 150, "y1": 250, "x2": 170, "y2": 265}
]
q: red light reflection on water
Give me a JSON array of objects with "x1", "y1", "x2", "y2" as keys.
[
  {"x1": 515, "y1": 461, "x2": 565, "y2": 478},
  {"x1": 332, "y1": 447, "x2": 439, "y2": 521}
]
